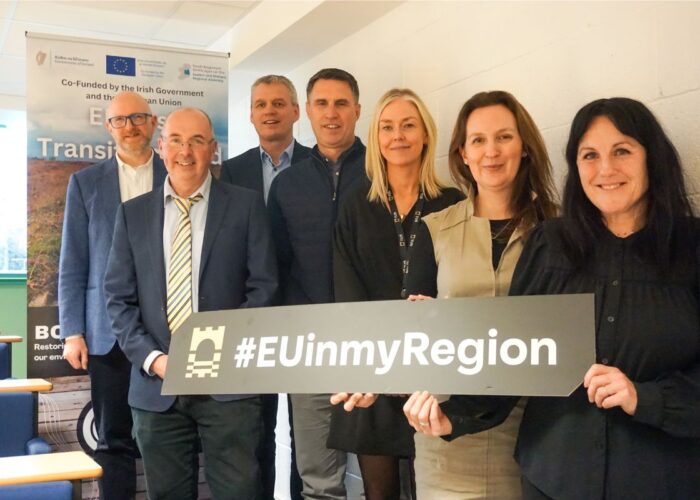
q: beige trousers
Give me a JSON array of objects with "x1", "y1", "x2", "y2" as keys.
[{"x1": 414, "y1": 399, "x2": 525, "y2": 499}]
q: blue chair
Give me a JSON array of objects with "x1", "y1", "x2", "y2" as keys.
[
  {"x1": 0, "y1": 481, "x2": 72, "y2": 500},
  {"x1": 0, "y1": 336, "x2": 24, "y2": 380},
  {"x1": 0, "y1": 391, "x2": 73, "y2": 499},
  {"x1": 0, "y1": 342, "x2": 11, "y2": 379},
  {"x1": 0, "y1": 392, "x2": 51, "y2": 457}
]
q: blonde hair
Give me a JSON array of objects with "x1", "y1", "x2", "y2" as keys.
[{"x1": 366, "y1": 88, "x2": 444, "y2": 205}]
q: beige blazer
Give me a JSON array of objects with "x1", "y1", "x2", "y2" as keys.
[
  {"x1": 416, "y1": 195, "x2": 530, "y2": 499},
  {"x1": 422, "y1": 196, "x2": 528, "y2": 298}
]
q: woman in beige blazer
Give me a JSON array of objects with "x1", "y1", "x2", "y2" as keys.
[{"x1": 404, "y1": 91, "x2": 558, "y2": 499}]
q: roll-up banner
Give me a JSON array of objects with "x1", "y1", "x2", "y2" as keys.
[{"x1": 25, "y1": 33, "x2": 228, "y2": 495}]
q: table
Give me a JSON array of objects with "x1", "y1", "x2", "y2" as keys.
[
  {"x1": 0, "y1": 336, "x2": 22, "y2": 344},
  {"x1": 0, "y1": 451, "x2": 102, "y2": 500},
  {"x1": 0, "y1": 378, "x2": 53, "y2": 393}
]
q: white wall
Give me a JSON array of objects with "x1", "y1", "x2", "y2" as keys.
[{"x1": 227, "y1": 1, "x2": 700, "y2": 201}]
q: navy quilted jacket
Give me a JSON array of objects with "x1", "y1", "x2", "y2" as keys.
[{"x1": 267, "y1": 138, "x2": 366, "y2": 305}]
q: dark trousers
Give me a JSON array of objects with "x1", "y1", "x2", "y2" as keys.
[
  {"x1": 259, "y1": 394, "x2": 302, "y2": 500},
  {"x1": 132, "y1": 395, "x2": 262, "y2": 500},
  {"x1": 88, "y1": 342, "x2": 138, "y2": 500}
]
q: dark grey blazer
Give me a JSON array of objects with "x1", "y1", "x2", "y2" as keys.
[{"x1": 104, "y1": 178, "x2": 278, "y2": 412}]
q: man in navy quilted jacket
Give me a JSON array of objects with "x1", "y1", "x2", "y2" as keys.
[{"x1": 267, "y1": 68, "x2": 366, "y2": 499}]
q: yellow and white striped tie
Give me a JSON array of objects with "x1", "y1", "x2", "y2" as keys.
[{"x1": 166, "y1": 194, "x2": 203, "y2": 333}]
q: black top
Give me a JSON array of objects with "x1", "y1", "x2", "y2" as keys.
[
  {"x1": 327, "y1": 182, "x2": 464, "y2": 456},
  {"x1": 489, "y1": 219, "x2": 513, "y2": 270},
  {"x1": 443, "y1": 218, "x2": 700, "y2": 499},
  {"x1": 333, "y1": 183, "x2": 464, "y2": 302}
]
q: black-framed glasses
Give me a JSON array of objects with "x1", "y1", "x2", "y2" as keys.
[
  {"x1": 162, "y1": 136, "x2": 215, "y2": 151},
  {"x1": 107, "y1": 113, "x2": 152, "y2": 128}
]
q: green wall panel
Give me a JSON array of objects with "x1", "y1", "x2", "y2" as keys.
[{"x1": 0, "y1": 279, "x2": 27, "y2": 377}]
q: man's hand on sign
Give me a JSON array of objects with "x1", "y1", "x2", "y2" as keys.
[
  {"x1": 406, "y1": 294, "x2": 433, "y2": 301},
  {"x1": 330, "y1": 392, "x2": 378, "y2": 411},
  {"x1": 403, "y1": 390, "x2": 453, "y2": 437},
  {"x1": 583, "y1": 363, "x2": 638, "y2": 416}
]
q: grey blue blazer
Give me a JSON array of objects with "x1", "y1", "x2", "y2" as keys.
[{"x1": 58, "y1": 154, "x2": 167, "y2": 355}]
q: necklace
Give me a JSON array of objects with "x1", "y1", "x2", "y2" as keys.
[{"x1": 490, "y1": 219, "x2": 514, "y2": 242}]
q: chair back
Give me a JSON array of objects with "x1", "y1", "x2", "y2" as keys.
[
  {"x1": 0, "y1": 392, "x2": 36, "y2": 457},
  {"x1": 0, "y1": 343, "x2": 11, "y2": 379},
  {"x1": 0, "y1": 481, "x2": 72, "y2": 499}
]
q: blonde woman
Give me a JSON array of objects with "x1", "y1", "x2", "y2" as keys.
[{"x1": 328, "y1": 88, "x2": 463, "y2": 499}]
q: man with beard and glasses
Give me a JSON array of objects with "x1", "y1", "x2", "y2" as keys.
[{"x1": 59, "y1": 91, "x2": 166, "y2": 500}]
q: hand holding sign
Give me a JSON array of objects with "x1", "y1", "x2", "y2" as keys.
[
  {"x1": 583, "y1": 364, "x2": 638, "y2": 415},
  {"x1": 403, "y1": 391, "x2": 452, "y2": 436},
  {"x1": 330, "y1": 392, "x2": 378, "y2": 411}
]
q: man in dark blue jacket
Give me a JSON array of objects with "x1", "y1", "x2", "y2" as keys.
[
  {"x1": 220, "y1": 75, "x2": 310, "y2": 201},
  {"x1": 220, "y1": 74, "x2": 309, "y2": 500},
  {"x1": 267, "y1": 68, "x2": 366, "y2": 499}
]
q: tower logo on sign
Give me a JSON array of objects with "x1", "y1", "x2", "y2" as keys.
[{"x1": 186, "y1": 326, "x2": 225, "y2": 378}]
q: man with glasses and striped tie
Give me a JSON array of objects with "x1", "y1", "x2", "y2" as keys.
[
  {"x1": 59, "y1": 91, "x2": 166, "y2": 500},
  {"x1": 104, "y1": 107, "x2": 278, "y2": 499}
]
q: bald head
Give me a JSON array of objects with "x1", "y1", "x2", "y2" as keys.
[
  {"x1": 107, "y1": 91, "x2": 152, "y2": 119},
  {"x1": 158, "y1": 107, "x2": 217, "y2": 198},
  {"x1": 162, "y1": 107, "x2": 214, "y2": 137},
  {"x1": 105, "y1": 91, "x2": 157, "y2": 166}
]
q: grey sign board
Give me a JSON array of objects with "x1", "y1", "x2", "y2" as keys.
[{"x1": 162, "y1": 294, "x2": 594, "y2": 397}]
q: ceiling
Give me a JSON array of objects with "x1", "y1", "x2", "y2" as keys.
[{"x1": 0, "y1": 0, "x2": 401, "y2": 104}]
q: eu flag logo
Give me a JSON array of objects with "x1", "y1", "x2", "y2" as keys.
[{"x1": 106, "y1": 55, "x2": 136, "y2": 76}]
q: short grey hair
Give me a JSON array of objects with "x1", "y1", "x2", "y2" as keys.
[{"x1": 251, "y1": 75, "x2": 299, "y2": 106}]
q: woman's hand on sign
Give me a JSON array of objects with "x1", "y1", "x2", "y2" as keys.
[
  {"x1": 403, "y1": 390, "x2": 453, "y2": 436},
  {"x1": 330, "y1": 392, "x2": 378, "y2": 411},
  {"x1": 583, "y1": 363, "x2": 638, "y2": 416},
  {"x1": 407, "y1": 294, "x2": 433, "y2": 301}
]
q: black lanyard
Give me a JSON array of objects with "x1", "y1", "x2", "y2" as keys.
[{"x1": 387, "y1": 188, "x2": 425, "y2": 298}]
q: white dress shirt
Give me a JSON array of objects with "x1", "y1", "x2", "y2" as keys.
[
  {"x1": 116, "y1": 150, "x2": 154, "y2": 202},
  {"x1": 142, "y1": 171, "x2": 212, "y2": 375}
]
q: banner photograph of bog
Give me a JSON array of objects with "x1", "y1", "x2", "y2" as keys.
[{"x1": 24, "y1": 32, "x2": 228, "y2": 494}]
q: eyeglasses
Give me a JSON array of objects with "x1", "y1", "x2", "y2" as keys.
[
  {"x1": 162, "y1": 136, "x2": 215, "y2": 150},
  {"x1": 107, "y1": 113, "x2": 152, "y2": 128}
]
